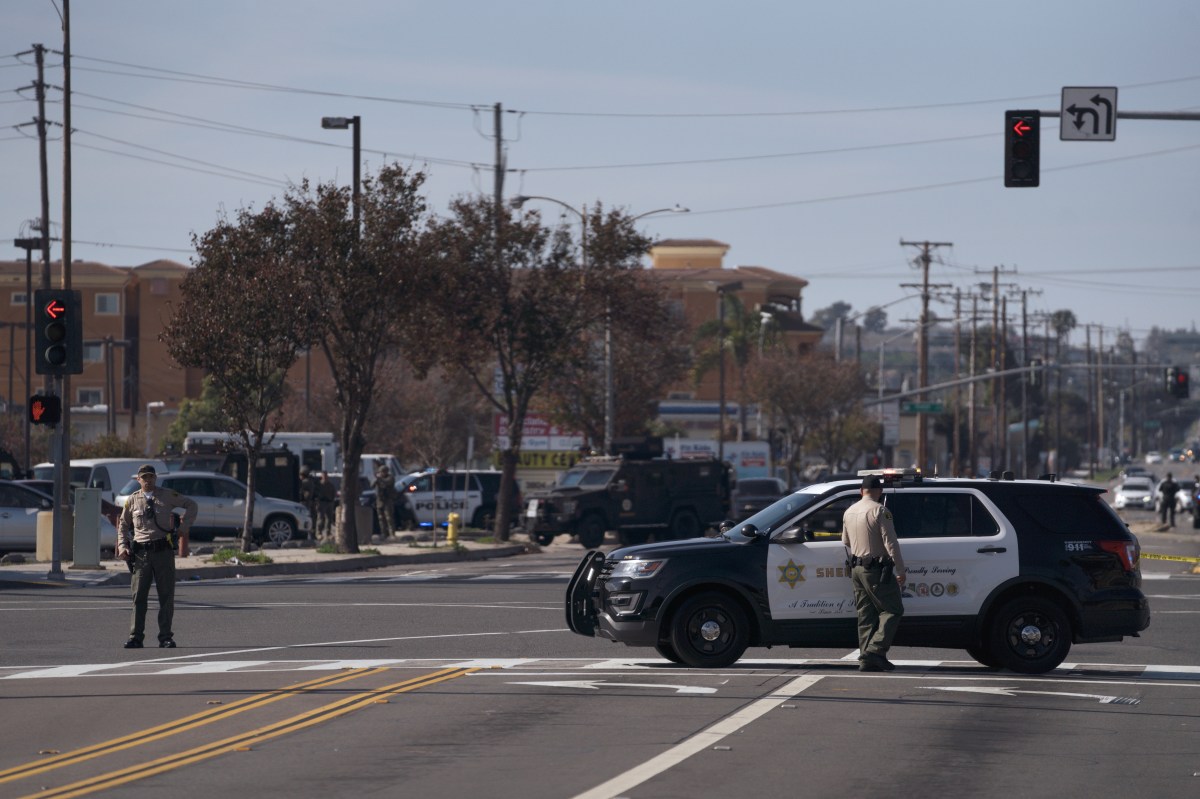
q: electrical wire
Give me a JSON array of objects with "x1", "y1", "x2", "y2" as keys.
[
  {"x1": 73, "y1": 141, "x2": 287, "y2": 189},
  {"x1": 75, "y1": 127, "x2": 290, "y2": 185}
]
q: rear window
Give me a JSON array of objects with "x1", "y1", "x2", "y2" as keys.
[{"x1": 1004, "y1": 489, "x2": 1128, "y2": 537}]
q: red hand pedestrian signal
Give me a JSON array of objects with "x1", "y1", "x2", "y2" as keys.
[{"x1": 29, "y1": 393, "x2": 62, "y2": 426}]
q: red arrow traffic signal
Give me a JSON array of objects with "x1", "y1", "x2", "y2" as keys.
[
  {"x1": 44, "y1": 299, "x2": 66, "y2": 319},
  {"x1": 1012, "y1": 119, "x2": 1032, "y2": 137}
]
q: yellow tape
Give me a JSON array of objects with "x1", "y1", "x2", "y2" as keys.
[{"x1": 1141, "y1": 552, "x2": 1200, "y2": 563}]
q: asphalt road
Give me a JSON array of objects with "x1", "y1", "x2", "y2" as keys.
[{"x1": 2, "y1": 535, "x2": 1198, "y2": 799}]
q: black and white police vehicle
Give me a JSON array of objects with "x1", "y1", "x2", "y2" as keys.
[{"x1": 567, "y1": 469, "x2": 1150, "y2": 673}]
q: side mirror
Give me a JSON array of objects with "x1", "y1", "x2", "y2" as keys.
[{"x1": 718, "y1": 519, "x2": 736, "y2": 534}]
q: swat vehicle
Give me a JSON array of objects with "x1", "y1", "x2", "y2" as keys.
[{"x1": 525, "y1": 438, "x2": 732, "y2": 549}]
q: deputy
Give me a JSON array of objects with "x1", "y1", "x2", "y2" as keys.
[
  {"x1": 841, "y1": 474, "x2": 906, "y2": 672},
  {"x1": 116, "y1": 464, "x2": 199, "y2": 649}
]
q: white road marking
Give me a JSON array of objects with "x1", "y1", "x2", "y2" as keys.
[
  {"x1": 924, "y1": 685, "x2": 1140, "y2": 704},
  {"x1": 509, "y1": 680, "x2": 717, "y2": 694},
  {"x1": 570, "y1": 675, "x2": 824, "y2": 799}
]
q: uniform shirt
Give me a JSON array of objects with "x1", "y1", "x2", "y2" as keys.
[
  {"x1": 118, "y1": 488, "x2": 199, "y2": 551},
  {"x1": 841, "y1": 495, "x2": 905, "y2": 573},
  {"x1": 374, "y1": 474, "x2": 397, "y2": 505}
]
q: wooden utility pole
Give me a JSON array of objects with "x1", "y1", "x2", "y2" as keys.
[{"x1": 899, "y1": 239, "x2": 952, "y2": 472}]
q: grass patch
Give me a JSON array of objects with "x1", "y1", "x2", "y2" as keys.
[{"x1": 210, "y1": 548, "x2": 273, "y2": 565}]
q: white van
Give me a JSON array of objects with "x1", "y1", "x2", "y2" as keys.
[{"x1": 32, "y1": 458, "x2": 170, "y2": 504}]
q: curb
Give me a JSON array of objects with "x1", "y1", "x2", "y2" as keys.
[{"x1": 90, "y1": 544, "x2": 531, "y2": 587}]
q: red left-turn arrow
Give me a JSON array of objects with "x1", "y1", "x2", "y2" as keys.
[
  {"x1": 44, "y1": 300, "x2": 65, "y2": 319},
  {"x1": 1012, "y1": 120, "x2": 1032, "y2": 137}
]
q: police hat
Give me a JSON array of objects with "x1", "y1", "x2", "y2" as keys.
[
  {"x1": 862, "y1": 475, "x2": 883, "y2": 490},
  {"x1": 136, "y1": 464, "x2": 157, "y2": 478}
]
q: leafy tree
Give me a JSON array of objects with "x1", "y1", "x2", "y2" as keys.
[
  {"x1": 751, "y1": 349, "x2": 874, "y2": 485},
  {"x1": 165, "y1": 202, "x2": 324, "y2": 552},
  {"x1": 861, "y1": 307, "x2": 888, "y2": 334},
  {"x1": 810, "y1": 301, "x2": 851, "y2": 334},
  {"x1": 74, "y1": 434, "x2": 143, "y2": 459},
  {"x1": 162, "y1": 376, "x2": 231, "y2": 454},
  {"x1": 286, "y1": 165, "x2": 438, "y2": 553},
  {"x1": 422, "y1": 198, "x2": 648, "y2": 540},
  {"x1": 693, "y1": 293, "x2": 776, "y2": 441}
]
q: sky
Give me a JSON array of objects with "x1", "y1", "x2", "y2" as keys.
[{"x1": 2, "y1": 1, "x2": 1198, "y2": 347}]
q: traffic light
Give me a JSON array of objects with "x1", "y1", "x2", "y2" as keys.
[
  {"x1": 1167, "y1": 366, "x2": 1191, "y2": 399},
  {"x1": 1004, "y1": 110, "x2": 1040, "y2": 187},
  {"x1": 28, "y1": 393, "x2": 62, "y2": 426},
  {"x1": 33, "y1": 289, "x2": 83, "y2": 376}
]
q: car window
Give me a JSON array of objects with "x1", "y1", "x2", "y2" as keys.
[
  {"x1": 211, "y1": 479, "x2": 245, "y2": 499},
  {"x1": 117, "y1": 478, "x2": 140, "y2": 496},
  {"x1": 91, "y1": 466, "x2": 112, "y2": 492},
  {"x1": 884, "y1": 492, "x2": 999, "y2": 538},
  {"x1": 0, "y1": 485, "x2": 42, "y2": 509},
  {"x1": 434, "y1": 473, "x2": 475, "y2": 493},
  {"x1": 1006, "y1": 491, "x2": 1128, "y2": 537},
  {"x1": 736, "y1": 478, "x2": 784, "y2": 495},
  {"x1": 796, "y1": 494, "x2": 858, "y2": 539}
]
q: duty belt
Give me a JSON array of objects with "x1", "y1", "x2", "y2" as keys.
[
  {"x1": 850, "y1": 555, "x2": 893, "y2": 569},
  {"x1": 132, "y1": 538, "x2": 172, "y2": 553}
]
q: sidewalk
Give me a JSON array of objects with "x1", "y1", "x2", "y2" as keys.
[{"x1": 0, "y1": 534, "x2": 532, "y2": 589}]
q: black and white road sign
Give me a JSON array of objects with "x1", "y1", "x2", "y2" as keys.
[{"x1": 1061, "y1": 86, "x2": 1117, "y2": 141}]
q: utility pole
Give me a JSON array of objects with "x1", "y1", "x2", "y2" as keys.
[
  {"x1": 952, "y1": 290, "x2": 961, "y2": 475},
  {"x1": 900, "y1": 239, "x2": 952, "y2": 471},
  {"x1": 1085, "y1": 325, "x2": 1094, "y2": 478},
  {"x1": 493, "y1": 103, "x2": 504, "y2": 222}
]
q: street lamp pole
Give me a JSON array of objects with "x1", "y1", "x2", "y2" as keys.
[
  {"x1": 13, "y1": 237, "x2": 38, "y2": 473},
  {"x1": 321, "y1": 115, "x2": 361, "y2": 232}
]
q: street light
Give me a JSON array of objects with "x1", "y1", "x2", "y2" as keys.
[
  {"x1": 510, "y1": 196, "x2": 688, "y2": 454},
  {"x1": 708, "y1": 280, "x2": 743, "y2": 464},
  {"x1": 321, "y1": 115, "x2": 361, "y2": 232}
]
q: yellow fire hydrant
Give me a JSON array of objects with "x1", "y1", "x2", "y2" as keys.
[{"x1": 447, "y1": 512, "x2": 461, "y2": 545}]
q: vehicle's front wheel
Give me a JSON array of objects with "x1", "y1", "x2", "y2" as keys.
[
  {"x1": 263, "y1": 515, "x2": 297, "y2": 546},
  {"x1": 655, "y1": 641, "x2": 685, "y2": 664},
  {"x1": 669, "y1": 510, "x2": 701, "y2": 540},
  {"x1": 668, "y1": 591, "x2": 750, "y2": 668},
  {"x1": 577, "y1": 514, "x2": 606, "y2": 549},
  {"x1": 965, "y1": 641, "x2": 1002, "y2": 669},
  {"x1": 988, "y1": 596, "x2": 1071, "y2": 674}
]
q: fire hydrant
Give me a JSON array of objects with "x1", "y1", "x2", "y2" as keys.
[{"x1": 447, "y1": 512, "x2": 461, "y2": 545}]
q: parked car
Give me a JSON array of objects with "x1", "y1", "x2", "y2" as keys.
[
  {"x1": 1113, "y1": 477, "x2": 1155, "y2": 510},
  {"x1": 729, "y1": 477, "x2": 788, "y2": 521},
  {"x1": 115, "y1": 471, "x2": 311, "y2": 545},
  {"x1": 0, "y1": 480, "x2": 117, "y2": 554},
  {"x1": 370, "y1": 469, "x2": 520, "y2": 531},
  {"x1": 1144, "y1": 451, "x2": 1164, "y2": 465}
]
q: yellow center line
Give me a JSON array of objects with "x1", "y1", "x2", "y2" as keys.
[
  {"x1": 18, "y1": 667, "x2": 477, "y2": 799},
  {"x1": 0, "y1": 668, "x2": 384, "y2": 785}
]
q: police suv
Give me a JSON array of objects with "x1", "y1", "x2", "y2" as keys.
[{"x1": 566, "y1": 470, "x2": 1150, "y2": 673}]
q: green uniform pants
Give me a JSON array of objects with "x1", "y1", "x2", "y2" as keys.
[
  {"x1": 851, "y1": 563, "x2": 904, "y2": 657},
  {"x1": 129, "y1": 547, "x2": 176, "y2": 643}
]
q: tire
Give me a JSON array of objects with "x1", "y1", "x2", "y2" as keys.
[
  {"x1": 988, "y1": 596, "x2": 1072, "y2": 674},
  {"x1": 965, "y1": 642, "x2": 1002, "y2": 669},
  {"x1": 472, "y1": 506, "x2": 495, "y2": 530},
  {"x1": 1192, "y1": 511, "x2": 1199, "y2": 530},
  {"x1": 577, "y1": 514, "x2": 606, "y2": 549},
  {"x1": 531, "y1": 530, "x2": 555, "y2": 546},
  {"x1": 618, "y1": 530, "x2": 649, "y2": 547},
  {"x1": 655, "y1": 641, "x2": 685, "y2": 664},
  {"x1": 669, "y1": 510, "x2": 701, "y2": 540},
  {"x1": 263, "y1": 515, "x2": 297, "y2": 546},
  {"x1": 668, "y1": 591, "x2": 750, "y2": 668}
]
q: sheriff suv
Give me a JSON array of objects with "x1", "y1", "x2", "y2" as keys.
[{"x1": 567, "y1": 470, "x2": 1150, "y2": 674}]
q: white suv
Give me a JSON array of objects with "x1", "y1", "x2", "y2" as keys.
[{"x1": 116, "y1": 471, "x2": 311, "y2": 545}]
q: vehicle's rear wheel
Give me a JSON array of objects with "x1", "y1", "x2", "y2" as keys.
[
  {"x1": 669, "y1": 510, "x2": 701, "y2": 540},
  {"x1": 531, "y1": 530, "x2": 555, "y2": 546},
  {"x1": 263, "y1": 515, "x2": 297, "y2": 546},
  {"x1": 655, "y1": 641, "x2": 685, "y2": 664},
  {"x1": 668, "y1": 591, "x2": 750, "y2": 668},
  {"x1": 577, "y1": 514, "x2": 606, "y2": 549},
  {"x1": 988, "y1": 596, "x2": 1071, "y2": 674}
]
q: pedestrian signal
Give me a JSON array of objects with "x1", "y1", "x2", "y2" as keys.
[{"x1": 29, "y1": 393, "x2": 62, "y2": 426}]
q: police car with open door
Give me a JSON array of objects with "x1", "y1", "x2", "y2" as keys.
[{"x1": 567, "y1": 469, "x2": 1149, "y2": 673}]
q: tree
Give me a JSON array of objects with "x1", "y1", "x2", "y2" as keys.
[
  {"x1": 162, "y1": 376, "x2": 231, "y2": 454},
  {"x1": 693, "y1": 293, "x2": 776, "y2": 441},
  {"x1": 810, "y1": 301, "x2": 852, "y2": 334},
  {"x1": 422, "y1": 198, "x2": 647, "y2": 540},
  {"x1": 751, "y1": 349, "x2": 875, "y2": 485},
  {"x1": 165, "y1": 202, "x2": 323, "y2": 552},
  {"x1": 287, "y1": 165, "x2": 437, "y2": 553},
  {"x1": 861, "y1": 307, "x2": 888, "y2": 334}
]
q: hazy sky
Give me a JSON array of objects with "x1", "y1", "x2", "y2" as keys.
[{"x1": 3, "y1": 1, "x2": 1198, "y2": 345}]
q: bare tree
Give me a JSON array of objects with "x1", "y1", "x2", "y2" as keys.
[{"x1": 165, "y1": 203, "x2": 323, "y2": 551}]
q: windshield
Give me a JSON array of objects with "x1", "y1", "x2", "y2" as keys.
[
  {"x1": 558, "y1": 468, "x2": 616, "y2": 489},
  {"x1": 117, "y1": 478, "x2": 140, "y2": 496},
  {"x1": 722, "y1": 491, "x2": 822, "y2": 541}
]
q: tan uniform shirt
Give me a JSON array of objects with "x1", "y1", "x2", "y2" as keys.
[
  {"x1": 118, "y1": 488, "x2": 199, "y2": 552},
  {"x1": 841, "y1": 495, "x2": 905, "y2": 573}
]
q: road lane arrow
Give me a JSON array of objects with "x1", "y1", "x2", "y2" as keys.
[
  {"x1": 923, "y1": 686, "x2": 1138, "y2": 705},
  {"x1": 509, "y1": 680, "x2": 716, "y2": 695}
]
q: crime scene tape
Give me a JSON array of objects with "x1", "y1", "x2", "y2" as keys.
[{"x1": 1141, "y1": 553, "x2": 1200, "y2": 563}]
